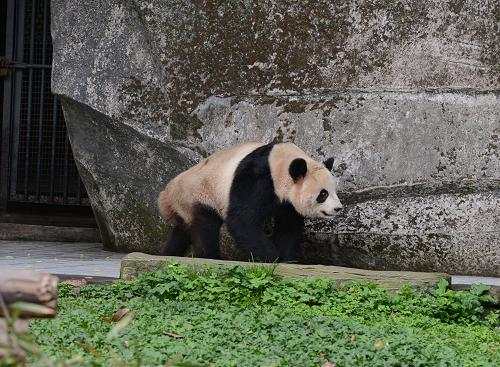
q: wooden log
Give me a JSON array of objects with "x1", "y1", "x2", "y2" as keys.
[
  {"x1": 0, "y1": 319, "x2": 29, "y2": 343},
  {"x1": 0, "y1": 270, "x2": 58, "y2": 318},
  {"x1": 120, "y1": 252, "x2": 450, "y2": 290},
  {"x1": 0, "y1": 319, "x2": 29, "y2": 362}
]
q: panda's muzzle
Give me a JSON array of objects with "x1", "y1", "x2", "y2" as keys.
[{"x1": 321, "y1": 207, "x2": 342, "y2": 216}]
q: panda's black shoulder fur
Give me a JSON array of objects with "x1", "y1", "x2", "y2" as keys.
[
  {"x1": 225, "y1": 142, "x2": 304, "y2": 262},
  {"x1": 228, "y1": 142, "x2": 278, "y2": 216}
]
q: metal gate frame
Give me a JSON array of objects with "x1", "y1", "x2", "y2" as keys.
[
  {"x1": 0, "y1": 0, "x2": 19, "y2": 210},
  {"x1": 1, "y1": 0, "x2": 88, "y2": 210}
]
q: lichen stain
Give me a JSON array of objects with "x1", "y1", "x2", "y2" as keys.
[
  {"x1": 118, "y1": 77, "x2": 169, "y2": 124},
  {"x1": 486, "y1": 134, "x2": 498, "y2": 157},
  {"x1": 110, "y1": 198, "x2": 170, "y2": 253},
  {"x1": 118, "y1": 77, "x2": 205, "y2": 142},
  {"x1": 122, "y1": 1, "x2": 438, "y2": 136},
  {"x1": 448, "y1": 0, "x2": 466, "y2": 14}
]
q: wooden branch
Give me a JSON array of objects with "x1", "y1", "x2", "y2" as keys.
[{"x1": 0, "y1": 271, "x2": 58, "y2": 318}]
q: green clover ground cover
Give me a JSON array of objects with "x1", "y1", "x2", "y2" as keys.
[{"x1": 28, "y1": 264, "x2": 499, "y2": 367}]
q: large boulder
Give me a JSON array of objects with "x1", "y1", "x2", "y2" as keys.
[{"x1": 50, "y1": 0, "x2": 499, "y2": 275}]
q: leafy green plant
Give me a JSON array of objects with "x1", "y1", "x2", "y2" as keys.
[{"x1": 25, "y1": 264, "x2": 499, "y2": 367}]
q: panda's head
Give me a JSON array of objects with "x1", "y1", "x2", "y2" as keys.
[{"x1": 287, "y1": 157, "x2": 343, "y2": 218}]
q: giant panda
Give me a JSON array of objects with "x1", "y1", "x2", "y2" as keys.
[{"x1": 158, "y1": 141, "x2": 343, "y2": 262}]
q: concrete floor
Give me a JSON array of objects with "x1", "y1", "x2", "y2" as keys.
[
  {"x1": 0, "y1": 240, "x2": 498, "y2": 287},
  {"x1": 0, "y1": 240, "x2": 124, "y2": 278}
]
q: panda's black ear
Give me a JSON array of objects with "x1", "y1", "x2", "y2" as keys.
[
  {"x1": 289, "y1": 158, "x2": 307, "y2": 182},
  {"x1": 323, "y1": 157, "x2": 335, "y2": 171}
]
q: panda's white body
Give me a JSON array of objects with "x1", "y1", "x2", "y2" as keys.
[
  {"x1": 158, "y1": 141, "x2": 342, "y2": 261},
  {"x1": 159, "y1": 142, "x2": 264, "y2": 224}
]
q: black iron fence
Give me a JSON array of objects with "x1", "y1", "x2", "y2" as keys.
[{"x1": 1, "y1": 0, "x2": 88, "y2": 208}]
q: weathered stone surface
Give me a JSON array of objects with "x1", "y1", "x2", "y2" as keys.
[
  {"x1": 304, "y1": 191, "x2": 498, "y2": 275},
  {"x1": 193, "y1": 92, "x2": 499, "y2": 188},
  {"x1": 51, "y1": 0, "x2": 499, "y2": 275},
  {"x1": 61, "y1": 98, "x2": 188, "y2": 252},
  {"x1": 120, "y1": 253, "x2": 450, "y2": 290}
]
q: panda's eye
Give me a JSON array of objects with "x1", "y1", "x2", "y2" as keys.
[{"x1": 316, "y1": 189, "x2": 329, "y2": 204}]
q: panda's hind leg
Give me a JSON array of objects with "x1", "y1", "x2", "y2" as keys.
[
  {"x1": 160, "y1": 215, "x2": 191, "y2": 256},
  {"x1": 190, "y1": 204, "x2": 223, "y2": 259}
]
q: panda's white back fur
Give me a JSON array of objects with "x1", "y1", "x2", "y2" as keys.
[{"x1": 159, "y1": 142, "x2": 265, "y2": 224}]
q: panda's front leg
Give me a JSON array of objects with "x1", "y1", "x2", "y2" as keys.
[
  {"x1": 273, "y1": 202, "x2": 304, "y2": 262},
  {"x1": 226, "y1": 211, "x2": 279, "y2": 263}
]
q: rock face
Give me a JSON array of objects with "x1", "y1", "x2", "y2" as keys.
[{"x1": 50, "y1": 0, "x2": 499, "y2": 275}]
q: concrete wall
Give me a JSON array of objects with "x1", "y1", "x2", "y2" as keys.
[{"x1": 50, "y1": 0, "x2": 499, "y2": 275}]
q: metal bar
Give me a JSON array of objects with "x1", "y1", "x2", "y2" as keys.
[
  {"x1": 35, "y1": 0, "x2": 49, "y2": 200},
  {"x1": 3, "y1": 63, "x2": 51, "y2": 69},
  {"x1": 23, "y1": 0, "x2": 36, "y2": 200},
  {"x1": 63, "y1": 134, "x2": 69, "y2": 204},
  {"x1": 0, "y1": 83, "x2": 12, "y2": 207},
  {"x1": 8, "y1": 0, "x2": 25, "y2": 200},
  {"x1": 76, "y1": 169, "x2": 82, "y2": 204},
  {"x1": 0, "y1": 0, "x2": 17, "y2": 210},
  {"x1": 49, "y1": 96, "x2": 58, "y2": 202}
]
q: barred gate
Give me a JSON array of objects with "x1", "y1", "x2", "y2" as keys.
[{"x1": 1, "y1": 0, "x2": 88, "y2": 209}]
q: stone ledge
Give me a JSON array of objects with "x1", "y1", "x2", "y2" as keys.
[
  {"x1": 0, "y1": 223, "x2": 101, "y2": 243},
  {"x1": 120, "y1": 252, "x2": 449, "y2": 290}
]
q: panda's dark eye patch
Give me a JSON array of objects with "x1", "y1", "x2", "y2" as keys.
[{"x1": 316, "y1": 189, "x2": 329, "y2": 204}]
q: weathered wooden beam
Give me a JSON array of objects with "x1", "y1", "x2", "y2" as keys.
[
  {"x1": 0, "y1": 270, "x2": 58, "y2": 318},
  {"x1": 120, "y1": 253, "x2": 450, "y2": 290}
]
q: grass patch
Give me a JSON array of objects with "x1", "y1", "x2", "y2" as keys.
[{"x1": 24, "y1": 264, "x2": 500, "y2": 366}]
